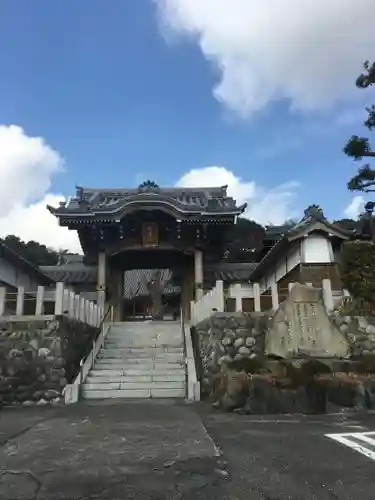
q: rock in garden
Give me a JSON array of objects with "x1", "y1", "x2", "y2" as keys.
[
  {"x1": 366, "y1": 324, "x2": 375, "y2": 335},
  {"x1": 222, "y1": 372, "x2": 250, "y2": 410},
  {"x1": 238, "y1": 346, "x2": 251, "y2": 356},
  {"x1": 38, "y1": 347, "x2": 50, "y2": 358},
  {"x1": 245, "y1": 337, "x2": 256, "y2": 347},
  {"x1": 222, "y1": 336, "x2": 233, "y2": 346},
  {"x1": 234, "y1": 338, "x2": 245, "y2": 348},
  {"x1": 36, "y1": 398, "x2": 49, "y2": 406},
  {"x1": 44, "y1": 389, "x2": 60, "y2": 401},
  {"x1": 29, "y1": 339, "x2": 39, "y2": 351},
  {"x1": 339, "y1": 323, "x2": 348, "y2": 334},
  {"x1": 219, "y1": 355, "x2": 232, "y2": 366},
  {"x1": 7, "y1": 348, "x2": 22, "y2": 360}
]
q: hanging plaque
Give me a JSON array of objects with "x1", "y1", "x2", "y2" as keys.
[{"x1": 142, "y1": 222, "x2": 159, "y2": 247}]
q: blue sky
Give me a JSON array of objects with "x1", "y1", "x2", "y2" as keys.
[{"x1": 0, "y1": 0, "x2": 373, "y2": 251}]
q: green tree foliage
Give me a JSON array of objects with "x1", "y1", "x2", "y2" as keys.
[
  {"x1": 340, "y1": 241, "x2": 375, "y2": 303},
  {"x1": 223, "y1": 217, "x2": 265, "y2": 262},
  {"x1": 3, "y1": 235, "x2": 60, "y2": 266},
  {"x1": 333, "y1": 218, "x2": 358, "y2": 232},
  {"x1": 344, "y1": 60, "x2": 375, "y2": 192}
]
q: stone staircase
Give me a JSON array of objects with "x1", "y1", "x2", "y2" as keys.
[{"x1": 81, "y1": 321, "x2": 186, "y2": 400}]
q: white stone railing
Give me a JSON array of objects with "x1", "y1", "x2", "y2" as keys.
[
  {"x1": 190, "y1": 280, "x2": 225, "y2": 325},
  {"x1": 181, "y1": 308, "x2": 200, "y2": 401},
  {"x1": 0, "y1": 282, "x2": 103, "y2": 327},
  {"x1": 191, "y1": 279, "x2": 350, "y2": 324},
  {"x1": 64, "y1": 311, "x2": 113, "y2": 404}
]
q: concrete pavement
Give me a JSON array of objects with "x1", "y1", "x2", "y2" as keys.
[{"x1": 1, "y1": 401, "x2": 375, "y2": 499}]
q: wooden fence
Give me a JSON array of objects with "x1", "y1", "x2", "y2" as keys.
[
  {"x1": 0, "y1": 283, "x2": 104, "y2": 327},
  {"x1": 190, "y1": 279, "x2": 350, "y2": 326}
]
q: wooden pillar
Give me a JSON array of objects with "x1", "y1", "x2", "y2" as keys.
[
  {"x1": 97, "y1": 251, "x2": 106, "y2": 309},
  {"x1": 113, "y1": 269, "x2": 123, "y2": 322},
  {"x1": 194, "y1": 249, "x2": 203, "y2": 300},
  {"x1": 181, "y1": 266, "x2": 194, "y2": 320},
  {"x1": 271, "y1": 282, "x2": 279, "y2": 311}
]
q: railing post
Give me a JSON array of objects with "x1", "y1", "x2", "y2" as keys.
[
  {"x1": 322, "y1": 278, "x2": 334, "y2": 312},
  {"x1": 253, "y1": 282, "x2": 261, "y2": 312},
  {"x1": 63, "y1": 289, "x2": 69, "y2": 313},
  {"x1": 288, "y1": 282, "x2": 295, "y2": 293},
  {"x1": 54, "y1": 282, "x2": 64, "y2": 316},
  {"x1": 0, "y1": 287, "x2": 6, "y2": 316},
  {"x1": 89, "y1": 302, "x2": 94, "y2": 326},
  {"x1": 79, "y1": 297, "x2": 85, "y2": 322},
  {"x1": 234, "y1": 283, "x2": 242, "y2": 312},
  {"x1": 74, "y1": 295, "x2": 80, "y2": 320},
  {"x1": 216, "y1": 280, "x2": 225, "y2": 312},
  {"x1": 67, "y1": 291, "x2": 75, "y2": 318},
  {"x1": 16, "y1": 286, "x2": 25, "y2": 316},
  {"x1": 35, "y1": 286, "x2": 45, "y2": 315},
  {"x1": 190, "y1": 300, "x2": 195, "y2": 326},
  {"x1": 271, "y1": 282, "x2": 279, "y2": 311}
]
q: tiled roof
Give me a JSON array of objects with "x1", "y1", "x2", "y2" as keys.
[
  {"x1": 205, "y1": 262, "x2": 257, "y2": 282},
  {"x1": 40, "y1": 264, "x2": 97, "y2": 283},
  {"x1": 0, "y1": 241, "x2": 54, "y2": 286},
  {"x1": 41, "y1": 262, "x2": 257, "y2": 286},
  {"x1": 47, "y1": 184, "x2": 247, "y2": 218}
]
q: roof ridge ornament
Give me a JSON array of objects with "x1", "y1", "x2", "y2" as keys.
[
  {"x1": 138, "y1": 180, "x2": 160, "y2": 193},
  {"x1": 303, "y1": 204, "x2": 326, "y2": 221}
]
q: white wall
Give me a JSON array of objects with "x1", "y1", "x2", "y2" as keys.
[
  {"x1": 228, "y1": 242, "x2": 302, "y2": 297},
  {"x1": 301, "y1": 234, "x2": 333, "y2": 263},
  {"x1": 0, "y1": 257, "x2": 42, "y2": 291},
  {"x1": 228, "y1": 232, "x2": 336, "y2": 296}
]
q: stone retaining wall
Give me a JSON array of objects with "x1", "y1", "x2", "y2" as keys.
[
  {"x1": 194, "y1": 312, "x2": 273, "y2": 396},
  {"x1": 0, "y1": 316, "x2": 99, "y2": 407},
  {"x1": 194, "y1": 307, "x2": 375, "y2": 414},
  {"x1": 330, "y1": 313, "x2": 375, "y2": 357}
]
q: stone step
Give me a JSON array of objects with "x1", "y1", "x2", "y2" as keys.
[
  {"x1": 87, "y1": 373, "x2": 185, "y2": 383},
  {"x1": 81, "y1": 387, "x2": 185, "y2": 399},
  {"x1": 90, "y1": 368, "x2": 185, "y2": 377},
  {"x1": 83, "y1": 381, "x2": 184, "y2": 391},
  {"x1": 94, "y1": 361, "x2": 185, "y2": 370},
  {"x1": 104, "y1": 341, "x2": 183, "y2": 349},
  {"x1": 98, "y1": 353, "x2": 184, "y2": 362},
  {"x1": 101, "y1": 346, "x2": 184, "y2": 354},
  {"x1": 108, "y1": 331, "x2": 181, "y2": 338},
  {"x1": 106, "y1": 338, "x2": 182, "y2": 344},
  {"x1": 96, "y1": 355, "x2": 184, "y2": 363}
]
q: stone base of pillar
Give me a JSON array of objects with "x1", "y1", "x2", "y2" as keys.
[
  {"x1": 113, "y1": 300, "x2": 123, "y2": 321},
  {"x1": 97, "y1": 290, "x2": 106, "y2": 309}
]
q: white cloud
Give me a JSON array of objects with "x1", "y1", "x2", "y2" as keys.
[
  {"x1": 156, "y1": 0, "x2": 375, "y2": 117},
  {"x1": 176, "y1": 165, "x2": 299, "y2": 224},
  {"x1": 0, "y1": 125, "x2": 81, "y2": 253},
  {"x1": 344, "y1": 195, "x2": 365, "y2": 219}
]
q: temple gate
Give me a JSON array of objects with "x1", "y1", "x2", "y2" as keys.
[{"x1": 48, "y1": 180, "x2": 246, "y2": 320}]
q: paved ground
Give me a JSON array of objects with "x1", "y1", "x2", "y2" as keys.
[{"x1": 1, "y1": 401, "x2": 375, "y2": 499}]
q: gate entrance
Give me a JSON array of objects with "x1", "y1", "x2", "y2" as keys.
[{"x1": 48, "y1": 180, "x2": 246, "y2": 320}]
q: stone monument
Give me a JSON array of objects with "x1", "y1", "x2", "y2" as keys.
[{"x1": 265, "y1": 283, "x2": 349, "y2": 359}]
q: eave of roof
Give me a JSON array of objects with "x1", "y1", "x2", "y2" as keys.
[
  {"x1": 249, "y1": 220, "x2": 352, "y2": 282},
  {"x1": 0, "y1": 241, "x2": 55, "y2": 286},
  {"x1": 41, "y1": 264, "x2": 97, "y2": 284},
  {"x1": 47, "y1": 184, "x2": 246, "y2": 220}
]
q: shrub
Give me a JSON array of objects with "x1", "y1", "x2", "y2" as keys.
[{"x1": 340, "y1": 240, "x2": 375, "y2": 304}]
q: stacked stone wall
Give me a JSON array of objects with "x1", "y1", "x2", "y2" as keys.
[{"x1": 0, "y1": 316, "x2": 99, "y2": 407}]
